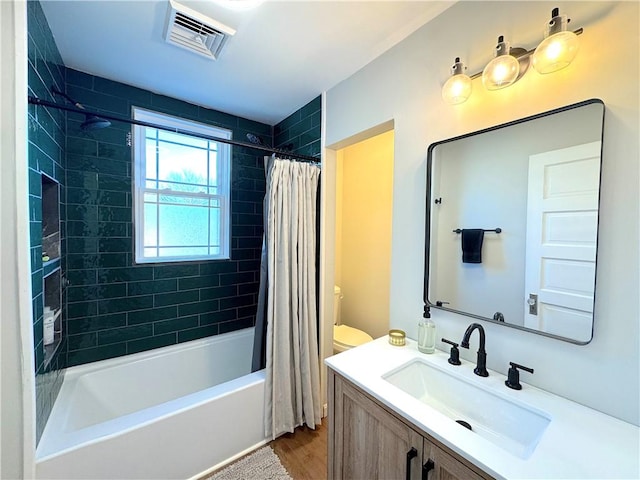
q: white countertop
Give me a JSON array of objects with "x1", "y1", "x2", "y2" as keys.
[{"x1": 325, "y1": 336, "x2": 640, "y2": 480}]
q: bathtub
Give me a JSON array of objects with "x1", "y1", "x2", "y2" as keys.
[{"x1": 36, "y1": 328, "x2": 268, "y2": 479}]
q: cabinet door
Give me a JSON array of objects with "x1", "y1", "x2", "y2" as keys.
[
  {"x1": 332, "y1": 374, "x2": 423, "y2": 480},
  {"x1": 422, "y1": 442, "x2": 487, "y2": 480}
]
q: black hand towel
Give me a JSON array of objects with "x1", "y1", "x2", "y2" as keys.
[{"x1": 461, "y1": 229, "x2": 484, "y2": 263}]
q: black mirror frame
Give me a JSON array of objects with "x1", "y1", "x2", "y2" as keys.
[{"x1": 423, "y1": 98, "x2": 605, "y2": 345}]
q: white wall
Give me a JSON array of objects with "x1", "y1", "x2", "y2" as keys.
[
  {"x1": 318, "y1": 94, "x2": 335, "y2": 414},
  {"x1": 325, "y1": 1, "x2": 639, "y2": 425},
  {"x1": 1, "y1": 0, "x2": 36, "y2": 477}
]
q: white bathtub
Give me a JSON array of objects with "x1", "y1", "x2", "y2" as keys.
[{"x1": 36, "y1": 328, "x2": 268, "y2": 479}]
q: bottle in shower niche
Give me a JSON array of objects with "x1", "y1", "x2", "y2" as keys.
[
  {"x1": 43, "y1": 307, "x2": 55, "y2": 346},
  {"x1": 418, "y1": 317, "x2": 436, "y2": 354}
]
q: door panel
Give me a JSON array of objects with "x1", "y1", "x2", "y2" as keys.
[
  {"x1": 423, "y1": 441, "x2": 486, "y2": 480},
  {"x1": 524, "y1": 141, "x2": 601, "y2": 342},
  {"x1": 538, "y1": 304, "x2": 593, "y2": 339},
  {"x1": 334, "y1": 375, "x2": 423, "y2": 480}
]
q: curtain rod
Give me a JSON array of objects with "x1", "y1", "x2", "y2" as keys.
[{"x1": 28, "y1": 96, "x2": 321, "y2": 163}]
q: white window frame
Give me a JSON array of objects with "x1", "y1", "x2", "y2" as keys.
[{"x1": 132, "y1": 107, "x2": 232, "y2": 263}]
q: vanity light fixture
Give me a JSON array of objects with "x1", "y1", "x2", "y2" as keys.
[
  {"x1": 442, "y1": 7, "x2": 582, "y2": 105},
  {"x1": 532, "y1": 8, "x2": 580, "y2": 74},
  {"x1": 482, "y1": 36, "x2": 520, "y2": 91},
  {"x1": 441, "y1": 57, "x2": 472, "y2": 105}
]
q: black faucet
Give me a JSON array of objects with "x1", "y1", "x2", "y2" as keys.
[{"x1": 460, "y1": 323, "x2": 489, "y2": 377}]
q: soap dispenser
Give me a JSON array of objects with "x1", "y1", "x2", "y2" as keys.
[{"x1": 418, "y1": 317, "x2": 436, "y2": 354}]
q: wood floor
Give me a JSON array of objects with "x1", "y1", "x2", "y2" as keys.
[{"x1": 270, "y1": 420, "x2": 328, "y2": 480}]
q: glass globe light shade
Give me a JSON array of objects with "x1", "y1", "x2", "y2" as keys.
[
  {"x1": 532, "y1": 30, "x2": 579, "y2": 74},
  {"x1": 482, "y1": 53, "x2": 520, "y2": 90},
  {"x1": 442, "y1": 59, "x2": 472, "y2": 105},
  {"x1": 532, "y1": 8, "x2": 580, "y2": 74},
  {"x1": 442, "y1": 74, "x2": 472, "y2": 105}
]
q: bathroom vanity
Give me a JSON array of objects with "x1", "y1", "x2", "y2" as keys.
[
  {"x1": 329, "y1": 369, "x2": 488, "y2": 479},
  {"x1": 325, "y1": 337, "x2": 640, "y2": 479}
]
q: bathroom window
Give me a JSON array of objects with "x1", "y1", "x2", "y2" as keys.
[{"x1": 133, "y1": 107, "x2": 231, "y2": 263}]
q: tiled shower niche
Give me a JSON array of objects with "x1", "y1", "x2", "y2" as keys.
[
  {"x1": 41, "y1": 173, "x2": 62, "y2": 365},
  {"x1": 41, "y1": 174, "x2": 60, "y2": 262}
]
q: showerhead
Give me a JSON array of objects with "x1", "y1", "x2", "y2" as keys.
[
  {"x1": 81, "y1": 115, "x2": 112, "y2": 131},
  {"x1": 246, "y1": 133, "x2": 264, "y2": 146},
  {"x1": 51, "y1": 86, "x2": 112, "y2": 131}
]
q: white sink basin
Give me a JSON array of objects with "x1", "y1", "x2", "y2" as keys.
[{"x1": 382, "y1": 359, "x2": 551, "y2": 459}]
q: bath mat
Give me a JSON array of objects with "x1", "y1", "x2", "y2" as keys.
[{"x1": 205, "y1": 446, "x2": 292, "y2": 480}]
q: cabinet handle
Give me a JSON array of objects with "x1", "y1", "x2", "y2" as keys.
[
  {"x1": 421, "y1": 458, "x2": 435, "y2": 480},
  {"x1": 406, "y1": 447, "x2": 418, "y2": 480}
]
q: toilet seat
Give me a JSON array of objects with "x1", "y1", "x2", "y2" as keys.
[{"x1": 333, "y1": 324, "x2": 373, "y2": 352}]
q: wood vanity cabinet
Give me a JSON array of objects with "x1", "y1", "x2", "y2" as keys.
[{"x1": 328, "y1": 369, "x2": 492, "y2": 480}]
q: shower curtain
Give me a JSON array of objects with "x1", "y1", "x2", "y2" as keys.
[{"x1": 252, "y1": 156, "x2": 322, "y2": 439}]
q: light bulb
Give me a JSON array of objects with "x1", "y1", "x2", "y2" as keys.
[
  {"x1": 482, "y1": 36, "x2": 520, "y2": 90},
  {"x1": 442, "y1": 57, "x2": 472, "y2": 105},
  {"x1": 532, "y1": 9, "x2": 579, "y2": 74}
]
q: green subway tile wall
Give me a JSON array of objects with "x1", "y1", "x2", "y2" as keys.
[
  {"x1": 63, "y1": 68, "x2": 272, "y2": 368},
  {"x1": 273, "y1": 96, "x2": 321, "y2": 158},
  {"x1": 27, "y1": 0, "x2": 67, "y2": 444}
]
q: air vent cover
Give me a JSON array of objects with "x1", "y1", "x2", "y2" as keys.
[{"x1": 165, "y1": 0, "x2": 236, "y2": 60}]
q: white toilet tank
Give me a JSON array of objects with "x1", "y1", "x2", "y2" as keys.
[{"x1": 333, "y1": 285, "x2": 373, "y2": 353}]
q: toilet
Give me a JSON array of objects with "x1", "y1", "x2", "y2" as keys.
[{"x1": 333, "y1": 285, "x2": 373, "y2": 353}]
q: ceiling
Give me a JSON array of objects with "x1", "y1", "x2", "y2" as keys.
[{"x1": 40, "y1": 0, "x2": 454, "y2": 125}]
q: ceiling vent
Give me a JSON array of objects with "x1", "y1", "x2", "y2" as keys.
[{"x1": 164, "y1": 0, "x2": 236, "y2": 60}]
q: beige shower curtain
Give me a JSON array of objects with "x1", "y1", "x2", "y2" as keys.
[{"x1": 264, "y1": 158, "x2": 322, "y2": 439}]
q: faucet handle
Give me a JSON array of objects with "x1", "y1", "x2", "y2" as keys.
[
  {"x1": 441, "y1": 338, "x2": 461, "y2": 366},
  {"x1": 505, "y1": 362, "x2": 534, "y2": 390}
]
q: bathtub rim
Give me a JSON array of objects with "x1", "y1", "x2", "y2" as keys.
[
  {"x1": 36, "y1": 328, "x2": 263, "y2": 463},
  {"x1": 59, "y1": 327, "x2": 255, "y2": 379}
]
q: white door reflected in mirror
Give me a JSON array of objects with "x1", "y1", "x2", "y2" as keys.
[{"x1": 524, "y1": 142, "x2": 601, "y2": 342}]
